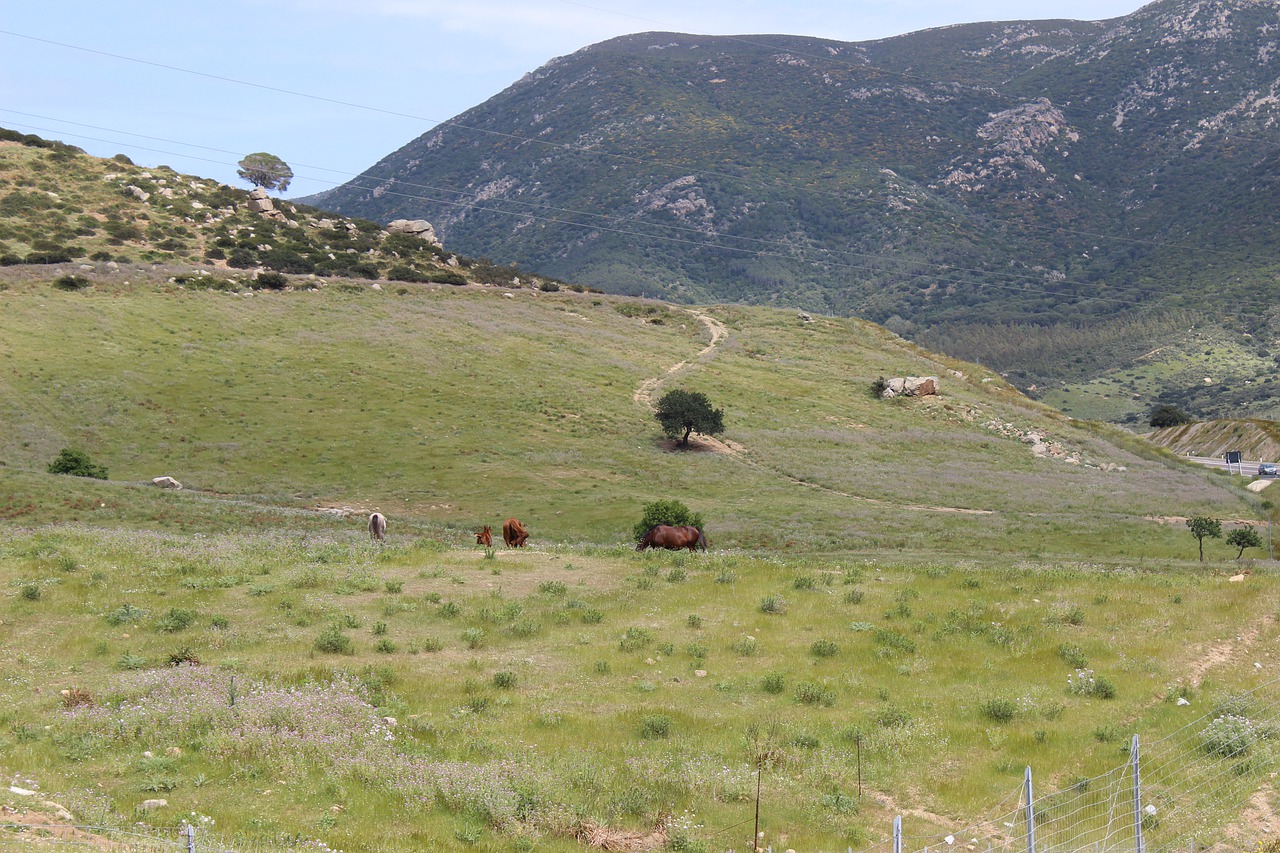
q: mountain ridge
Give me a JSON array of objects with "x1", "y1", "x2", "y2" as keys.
[{"x1": 302, "y1": 0, "x2": 1280, "y2": 423}]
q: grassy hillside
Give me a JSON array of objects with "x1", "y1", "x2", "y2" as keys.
[
  {"x1": 2, "y1": 261, "x2": 1279, "y2": 851},
  {"x1": 0, "y1": 266, "x2": 1253, "y2": 556}
]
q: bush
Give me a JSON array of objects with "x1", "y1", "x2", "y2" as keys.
[
  {"x1": 761, "y1": 672, "x2": 786, "y2": 694},
  {"x1": 760, "y1": 595, "x2": 788, "y2": 615},
  {"x1": 25, "y1": 248, "x2": 74, "y2": 264},
  {"x1": 981, "y1": 696, "x2": 1018, "y2": 723},
  {"x1": 20, "y1": 584, "x2": 40, "y2": 601},
  {"x1": 795, "y1": 681, "x2": 836, "y2": 707},
  {"x1": 254, "y1": 271, "x2": 289, "y2": 290},
  {"x1": 639, "y1": 714, "x2": 672, "y2": 739},
  {"x1": 871, "y1": 376, "x2": 889, "y2": 398},
  {"x1": 47, "y1": 448, "x2": 107, "y2": 479},
  {"x1": 53, "y1": 274, "x2": 90, "y2": 291},
  {"x1": 426, "y1": 269, "x2": 467, "y2": 285},
  {"x1": 810, "y1": 639, "x2": 840, "y2": 658},
  {"x1": 493, "y1": 671, "x2": 517, "y2": 689},
  {"x1": 1149, "y1": 404, "x2": 1193, "y2": 428},
  {"x1": 315, "y1": 625, "x2": 355, "y2": 654},
  {"x1": 154, "y1": 608, "x2": 196, "y2": 633},
  {"x1": 105, "y1": 604, "x2": 146, "y2": 626},
  {"x1": 633, "y1": 499, "x2": 704, "y2": 542},
  {"x1": 1201, "y1": 715, "x2": 1257, "y2": 758}
]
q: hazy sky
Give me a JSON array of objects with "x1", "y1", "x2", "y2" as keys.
[{"x1": 1, "y1": 0, "x2": 1148, "y2": 197}]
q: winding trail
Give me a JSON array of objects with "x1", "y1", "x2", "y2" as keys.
[{"x1": 632, "y1": 309, "x2": 993, "y2": 515}]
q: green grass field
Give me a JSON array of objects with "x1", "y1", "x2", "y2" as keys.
[{"x1": 2, "y1": 269, "x2": 1278, "y2": 852}]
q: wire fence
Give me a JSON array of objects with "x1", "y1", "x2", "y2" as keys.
[{"x1": 6, "y1": 678, "x2": 1280, "y2": 852}]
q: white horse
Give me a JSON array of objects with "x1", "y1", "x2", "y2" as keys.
[{"x1": 368, "y1": 512, "x2": 387, "y2": 543}]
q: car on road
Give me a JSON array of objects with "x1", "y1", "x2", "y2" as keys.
[{"x1": 1259, "y1": 463, "x2": 1279, "y2": 477}]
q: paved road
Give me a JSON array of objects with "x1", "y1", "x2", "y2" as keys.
[{"x1": 1185, "y1": 456, "x2": 1277, "y2": 477}]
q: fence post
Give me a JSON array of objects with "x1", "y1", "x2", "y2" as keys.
[
  {"x1": 1133, "y1": 734, "x2": 1145, "y2": 853},
  {"x1": 894, "y1": 815, "x2": 903, "y2": 853},
  {"x1": 1025, "y1": 766, "x2": 1036, "y2": 853},
  {"x1": 186, "y1": 823, "x2": 195, "y2": 853}
]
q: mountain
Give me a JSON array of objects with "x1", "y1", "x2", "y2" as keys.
[{"x1": 302, "y1": 0, "x2": 1280, "y2": 423}]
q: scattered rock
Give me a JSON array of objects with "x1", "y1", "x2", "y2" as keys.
[
  {"x1": 138, "y1": 799, "x2": 168, "y2": 811},
  {"x1": 1230, "y1": 574, "x2": 1247, "y2": 583},
  {"x1": 382, "y1": 716, "x2": 398, "y2": 727},
  {"x1": 152, "y1": 476, "x2": 183, "y2": 490},
  {"x1": 798, "y1": 311, "x2": 813, "y2": 322},
  {"x1": 165, "y1": 747, "x2": 182, "y2": 757},
  {"x1": 9, "y1": 786, "x2": 36, "y2": 797},
  {"x1": 694, "y1": 670, "x2": 707, "y2": 678}
]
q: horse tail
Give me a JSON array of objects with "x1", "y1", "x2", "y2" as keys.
[{"x1": 696, "y1": 528, "x2": 708, "y2": 551}]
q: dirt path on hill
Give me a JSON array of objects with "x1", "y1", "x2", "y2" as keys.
[{"x1": 632, "y1": 310, "x2": 993, "y2": 515}]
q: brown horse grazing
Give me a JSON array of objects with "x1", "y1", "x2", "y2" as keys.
[
  {"x1": 475, "y1": 526, "x2": 493, "y2": 547},
  {"x1": 636, "y1": 524, "x2": 707, "y2": 552},
  {"x1": 368, "y1": 512, "x2": 387, "y2": 543},
  {"x1": 502, "y1": 518, "x2": 529, "y2": 548}
]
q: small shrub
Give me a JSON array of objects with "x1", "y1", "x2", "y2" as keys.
[
  {"x1": 116, "y1": 651, "x2": 148, "y2": 671},
  {"x1": 731, "y1": 636, "x2": 758, "y2": 657},
  {"x1": 167, "y1": 647, "x2": 200, "y2": 666},
  {"x1": 666, "y1": 568, "x2": 687, "y2": 583},
  {"x1": 1058, "y1": 644, "x2": 1088, "y2": 669},
  {"x1": 375, "y1": 638, "x2": 397, "y2": 654},
  {"x1": 462, "y1": 628, "x2": 486, "y2": 649},
  {"x1": 254, "y1": 271, "x2": 289, "y2": 290},
  {"x1": 493, "y1": 671, "x2": 517, "y2": 689},
  {"x1": 686, "y1": 614, "x2": 703, "y2": 629},
  {"x1": 981, "y1": 696, "x2": 1018, "y2": 723},
  {"x1": 315, "y1": 625, "x2": 354, "y2": 655},
  {"x1": 619, "y1": 626, "x2": 654, "y2": 652},
  {"x1": 796, "y1": 681, "x2": 836, "y2": 707},
  {"x1": 581, "y1": 608, "x2": 604, "y2": 624},
  {"x1": 384, "y1": 580, "x2": 403, "y2": 594},
  {"x1": 154, "y1": 608, "x2": 196, "y2": 633},
  {"x1": 810, "y1": 639, "x2": 840, "y2": 658},
  {"x1": 843, "y1": 588, "x2": 864, "y2": 604},
  {"x1": 639, "y1": 714, "x2": 672, "y2": 739},
  {"x1": 685, "y1": 642, "x2": 708, "y2": 660},
  {"x1": 20, "y1": 584, "x2": 40, "y2": 601},
  {"x1": 715, "y1": 569, "x2": 737, "y2": 584},
  {"x1": 47, "y1": 448, "x2": 107, "y2": 479},
  {"x1": 793, "y1": 576, "x2": 817, "y2": 590},
  {"x1": 372, "y1": 621, "x2": 389, "y2": 636},
  {"x1": 760, "y1": 595, "x2": 788, "y2": 615},
  {"x1": 594, "y1": 660, "x2": 611, "y2": 674},
  {"x1": 538, "y1": 580, "x2": 567, "y2": 596},
  {"x1": 53, "y1": 274, "x2": 90, "y2": 291},
  {"x1": 1067, "y1": 669, "x2": 1115, "y2": 699},
  {"x1": 105, "y1": 603, "x2": 146, "y2": 625},
  {"x1": 439, "y1": 601, "x2": 461, "y2": 618},
  {"x1": 761, "y1": 672, "x2": 786, "y2": 694},
  {"x1": 1201, "y1": 715, "x2": 1257, "y2": 758},
  {"x1": 875, "y1": 705, "x2": 912, "y2": 728},
  {"x1": 210, "y1": 616, "x2": 230, "y2": 630}
]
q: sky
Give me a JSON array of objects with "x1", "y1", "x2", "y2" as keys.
[{"x1": 1, "y1": 0, "x2": 1150, "y2": 198}]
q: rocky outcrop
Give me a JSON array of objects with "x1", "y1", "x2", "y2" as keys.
[
  {"x1": 387, "y1": 219, "x2": 442, "y2": 247},
  {"x1": 247, "y1": 188, "x2": 289, "y2": 223},
  {"x1": 881, "y1": 376, "x2": 939, "y2": 398}
]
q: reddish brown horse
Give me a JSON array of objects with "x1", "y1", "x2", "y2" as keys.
[
  {"x1": 475, "y1": 526, "x2": 493, "y2": 547},
  {"x1": 636, "y1": 524, "x2": 707, "y2": 552},
  {"x1": 502, "y1": 518, "x2": 529, "y2": 548}
]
